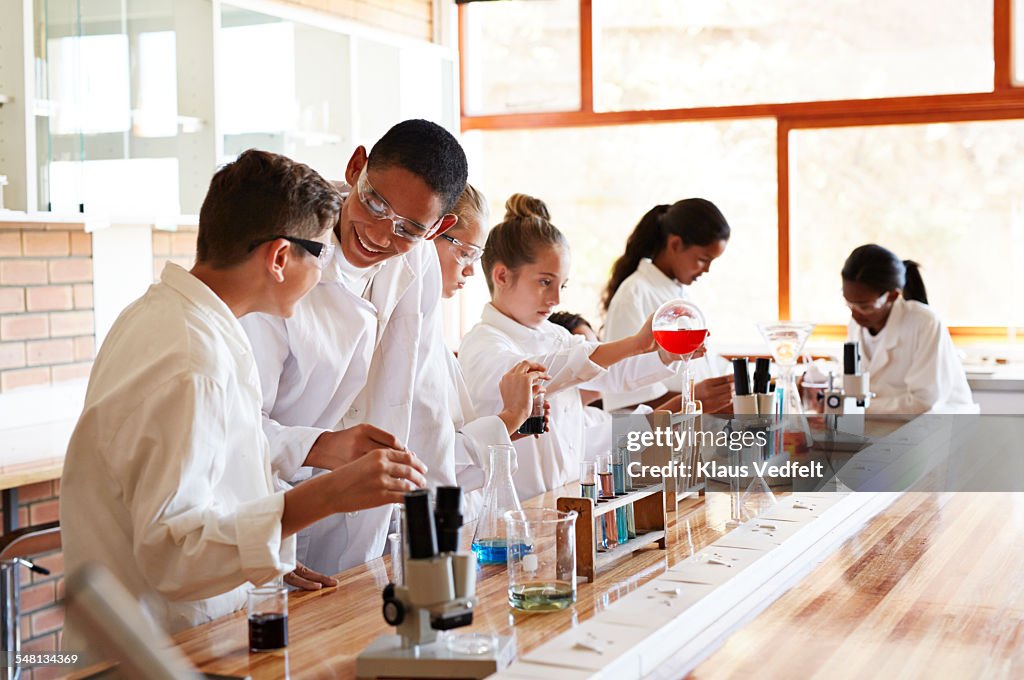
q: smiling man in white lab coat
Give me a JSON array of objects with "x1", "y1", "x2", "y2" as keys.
[
  {"x1": 242, "y1": 120, "x2": 472, "y2": 576},
  {"x1": 60, "y1": 150, "x2": 427, "y2": 650}
]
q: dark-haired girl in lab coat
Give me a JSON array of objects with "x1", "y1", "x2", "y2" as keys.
[{"x1": 842, "y1": 244, "x2": 975, "y2": 414}]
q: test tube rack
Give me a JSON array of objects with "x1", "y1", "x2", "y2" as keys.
[{"x1": 557, "y1": 483, "x2": 667, "y2": 583}]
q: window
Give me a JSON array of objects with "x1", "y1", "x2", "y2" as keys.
[
  {"x1": 464, "y1": 119, "x2": 777, "y2": 342},
  {"x1": 461, "y1": 1, "x2": 1024, "y2": 339},
  {"x1": 462, "y1": 0, "x2": 581, "y2": 114},
  {"x1": 593, "y1": 0, "x2": 993, "y2": 112},
  {"x1": 790, "y1": 119, "x2": 1024, "y2": 329}
]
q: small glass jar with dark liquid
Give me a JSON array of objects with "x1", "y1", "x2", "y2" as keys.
[
  {"x1": 517, "y1": 389, "x2": 546, "y2": 435},
  {"x1": 248, "y1": 584, "x2": 288, "y2": 651}
]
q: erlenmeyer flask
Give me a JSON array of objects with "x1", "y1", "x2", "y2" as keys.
[{"x1": 470, "y1": 445, "x2": 522, "y2": 565}]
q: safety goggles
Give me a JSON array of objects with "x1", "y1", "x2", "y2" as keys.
[
  {"x1": 356, "y1": 166, "x2": 456, "y2": 242},
  {"x1": 844, "y1": 291, "x2": 889, "y2": 313},
  {"x1": 439, "y1": 233, "x2": 484, "y2": 266}
]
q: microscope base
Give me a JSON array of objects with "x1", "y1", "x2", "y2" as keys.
[{"x1": 355, "y1": 633, "x2": 516, "y2": 679}]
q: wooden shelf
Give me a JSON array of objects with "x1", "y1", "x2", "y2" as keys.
[
  {"x1": 594, "y1": 529, "x2": 667, "y2": 571},
  {"x1": 558, "y1": 483, "x2": 668, "y2": 583}
]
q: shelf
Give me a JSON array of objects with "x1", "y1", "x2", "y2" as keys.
[
  {"x1": 558, "y1": 483, "x2": 668, "y2": 583},
  {"x1": 594, "y1": 529, "x2": 667, "y2": 570},
  {"x1": 592, "y1": 483, "x2": 662, "y2": 514}
]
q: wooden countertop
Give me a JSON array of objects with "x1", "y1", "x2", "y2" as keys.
[
  {"x1": 170, "y1": 418, "x2": 926, "y2": 679},
  {"x1": 173, "y1": 488, "x2": 726, "y2": 679},
  {"x1": 0, "y1": 419, "x2": 74, "y2": 491},
  {"x1": 678, "y1": 491, "x2": 1024, "y2": 679}
]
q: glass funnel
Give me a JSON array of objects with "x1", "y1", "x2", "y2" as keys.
[
  {"x1": 652, "y1": 299, "x2": 707, "y2": 413},
  {"x1": 470, "y1": 445, "x2": 522, "y2": 565},
  {"x1": 756, "y1": 321, "x2": 814, "y2": 416}
]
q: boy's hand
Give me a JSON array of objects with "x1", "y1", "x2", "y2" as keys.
[
  {"x1": 328, "y1": 448, "x2": 427, "y2": 511},
  {"x1": 285, "y1": 561, "x2": 338, "y2": 590},
  {"x1": 306, "y1": 424, "x2": 405, "y2": 470}
]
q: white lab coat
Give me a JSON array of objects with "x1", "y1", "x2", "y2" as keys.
[
  {"x1": 445, "y1": 348, "x2": 515, "y2": 521},
  {"x1": 603, "y1": 258, "x2": 725, "y2": 411},
  {"x1": 848, "y1": 296, "x2": 975, "y2": 414},
  {"x1": 61, "y1": 263, "x2": 294, "y2": 649},
  {"x1": 243, "y1": 239, "x2": 463, "y2": 575},
  {"x1": 458, "y1": 303, "x2": 676, "y2": 501}
]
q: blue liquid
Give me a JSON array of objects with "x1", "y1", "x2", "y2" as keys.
[
  {"x1": 616, "y1": 507, "x2": 628, "y2": 544},
  {"x1": 612, "y1": 463, "x2": 626, "y2": 494},
  {"x1": 472, "y1": 538, "x2": 508, "y2": 564}
]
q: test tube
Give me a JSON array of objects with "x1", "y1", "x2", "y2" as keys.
[
  {"x1": 579, "y1": 460, "x2": 604, "y2": 550},
  {"x1": 597, "y1": 455, "x2": 618, "y2": 546},
  {"x1": 579, "y1": 460, "x2": 598, "y2": 500},
  {"x1": 610, "y1": 450, "x2": 628, "y2": 544}
]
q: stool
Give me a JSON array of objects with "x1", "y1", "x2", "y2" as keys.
[{"x1": 0, "y1": 522, "x2": 60, "y2": 680}]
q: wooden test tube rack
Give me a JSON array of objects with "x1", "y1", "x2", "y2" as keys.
[{"x1": 557, "y1": 483, "x2": 667, "y2": 583}]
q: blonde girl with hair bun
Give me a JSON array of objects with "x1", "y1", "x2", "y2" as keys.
[{"x1": 457, "y1": 193, "x2": 683, "y2": 501}]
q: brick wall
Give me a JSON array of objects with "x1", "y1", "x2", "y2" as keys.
[
  {"x1": 1, "y1": 481, "x2": 64, "y2": 680},
  {"x1": 152, "y1": 227, "x2": 198, "y2": 281},
  {"x1": 0, "y1": 225, "x2": 95, "y2": 394}
]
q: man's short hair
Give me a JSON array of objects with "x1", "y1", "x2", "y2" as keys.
[
  {"x1": 368, "y1": 120, "x2": 469, "y2": 213},
  {"x1": 196, "y1": 149, "x2": 342, "y2": 269}
]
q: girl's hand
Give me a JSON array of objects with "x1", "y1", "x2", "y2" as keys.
[
  {"x1": 498, "y1": 360, "x2": 550, "y2": 436},
  {"x1": 634, "y1": 314, "x2": 657, "y2": 354}
]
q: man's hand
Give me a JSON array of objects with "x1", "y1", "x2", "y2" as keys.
[
  {"x1": 695, "y1": 375, "x2": 734, "y2": 414},
  {"x1": 306, "y1": 424, "x2": 405, "y2": 470},
  {"x1": 497, "y1": 360, "x2": 549, "y2": 436},
  {"x1": 285, "y1": 562, "x2": 338, "y2": 590},
  {"x1": 326, "y1": 448, "x2": 428, "y2": 511}
]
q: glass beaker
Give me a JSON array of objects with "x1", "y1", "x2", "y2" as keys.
[
  {"x1": 517, "y1": 388, "x2": 546, "y2": 435},
  {"x1": 471, "y1": 445, "x2": 522, "y2": 565},
  {"x1": 505, "y1": 509, "x2": 577, "y2": 612},
  {"x1": 653, "y1": 299, "x2": 707, "y2": 414},
  {"x1": 248, "y1": 583, "x2": 288, "y2": 652}
]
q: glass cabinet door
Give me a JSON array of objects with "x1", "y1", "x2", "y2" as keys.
[{"x1": 35, "y1": 0, "x2": 183, "y2": 215}]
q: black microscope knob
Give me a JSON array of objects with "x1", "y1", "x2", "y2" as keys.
[{"x1": 382, "y1": 597, "x2": 405, "y2": 626}]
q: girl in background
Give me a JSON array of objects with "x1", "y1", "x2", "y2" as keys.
[
  {"x1": 458, "y1": 194, "x2": 680, "y2": 500},
  {"x1": 841, "y1": 244, "x2": 974, "y2": 414},
  {"x1": 434, "y1": 184, "x2": 547, "y2": 516},
  {"x1": 602, "y1": 199, "x2": 734, "y2": 414}
]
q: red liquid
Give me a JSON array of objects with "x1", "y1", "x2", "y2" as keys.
[{"x1": 654, "y1": 328, "x2": 708, "y2": 355}]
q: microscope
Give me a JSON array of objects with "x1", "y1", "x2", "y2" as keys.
[
  {"x1": 822, "y1": 341, "x2": 873, "y2": 436},
  {"x1": 355, "y1": 487, "x2": 515, "y2": 679}
]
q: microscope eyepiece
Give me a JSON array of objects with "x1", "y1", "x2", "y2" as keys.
[
  {"x1": 844, "y1": 342, "x2": 860, "y2": 376},
  {"x1": 404, "y1": 489, "x2": 438, "y2": 560},
  {"x1": 434, "y1": 486, "x2": 463, "y2": 554}
]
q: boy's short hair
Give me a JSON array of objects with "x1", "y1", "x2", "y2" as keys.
[
  {"x1": 196, "y1": 149, "x2": 342, "y2": 269},
  {"x1": 368, "y1": 120, "x2": 469, "y2": 213}
]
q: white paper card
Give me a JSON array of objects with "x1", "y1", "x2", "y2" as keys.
[
  {"x1": 489, "y1": 662, "x2": 596, "y2": 680},
  {"x1": 523, "y1": 620, "x2": 649, "y2": 672},
  {"x1": 714, "y1": 528, "x2": 784, "y2": 551},
  {"x1": 662, "y1": 560, "x2": 740, "y2": 586},
  {"x1": 597, "y1": 579, "x2": 710, "y2": 628}
]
